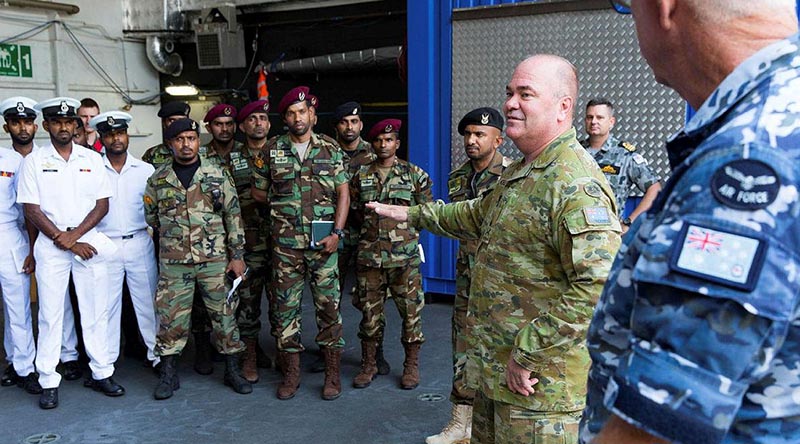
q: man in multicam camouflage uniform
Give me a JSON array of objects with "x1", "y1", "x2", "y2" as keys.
[
  {"x1": 349, "y1": 119, "x2": 432, "y2": 391},
  {"x1": 370, "y1": 54, "x2": 620, "y2": 443},
  {"x1": 143, "y1": 118, "x2": 252, "y2": 400},
  {"x1": 251, "y1": 86, "x2": 349, "y2": 401},
  {"x1": 582, "y1": 1, "x2": 800, "y2": 444},
  {"x1": 141, "y1": 101, "x2": 190, "y2": 168},
  {"x1": 427, "y1": 107, "x2": 512, "y2": 444},
  {"x1": 580, "y1": 98, "x2": 661, "y2": 232}
]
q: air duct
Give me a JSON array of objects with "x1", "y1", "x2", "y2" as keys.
[
  {"x1": 0, "y1": 0, "x2": 80, "y2": 15},
  {"x1": 146, "y1": 35, "x2": 183, "y2": 77},
  {"x1": 271, "y1": 46, "x2": 402, "y2": 74}
]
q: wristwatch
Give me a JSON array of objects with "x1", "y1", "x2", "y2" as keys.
[
  {"x1": 621, "y1": 217, "x2": 632, "y2": 226},
  {"x1": 332, "y1": 228, "x2": 345, "y2": 239}
]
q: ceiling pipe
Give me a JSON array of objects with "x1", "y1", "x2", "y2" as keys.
[
  {"x1": 272, "y1": 45, "x2": 402, "y2": 74},
  {"x1": 146, "y1": 35, "x2": 183, "y2": 77},
  {"x1": 0, "y1": 0, "x2": 80, "y2": 15}
]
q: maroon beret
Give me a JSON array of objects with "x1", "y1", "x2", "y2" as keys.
[
  {"x1": 367, "y1": 119, "x2": 402, "y2": 141},
  {"x1": 203, "y1": 103, "x2": 237, "y2": 123},
  {"x1": 237, "y1": 100, "x2": 270, "y2": 123},
  {"x1": 277, "y1": 86, "x2": 312, "y2": 115}
]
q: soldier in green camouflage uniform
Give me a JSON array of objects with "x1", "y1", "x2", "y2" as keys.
[
  {"x1": 143, "y1": 118, "x2": 252, "y2": 400},
  {"x1": 202, "y1": 100, "x2": 274, "y2": 383},
  {"x1": 580, "y1": 99, "x2": 661, "y2": 232},
  {"x1": 369, "y1": 55, "x2": 621, "y2": 444},
  {"x1": 251, "y1": 86, "x2": 348, "y2": 401},
  {"x1": 428, "y1": 108, "x2": 513, "y2": 444},
  {"x1": 349, "y1": 119, "x2": 432, "y2": 391},
  {"x1": 141, "y1": 101, "x2": 191, "y2": 167},
  {"x1": 307, "y1": 101, "x2": 392, "y2": 376}
]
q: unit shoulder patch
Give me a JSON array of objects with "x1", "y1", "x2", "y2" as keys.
[{"x1": 711, "y1": 159, "x2": 779, "y2": 210}]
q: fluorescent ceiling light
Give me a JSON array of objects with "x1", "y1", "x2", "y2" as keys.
[{"x1": 165, "y1": 84, "x2": 199, "y2": 96}]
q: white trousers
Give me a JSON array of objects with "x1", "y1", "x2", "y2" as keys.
[
  {"x1": 0, "y1": 224, "x2": 35, "y2": 376},
  {"x1": 34, "y1": 233, "x2": 114, "y2": 389},
  {"x1": 60, "y1": 286, "x2": 79, "y2": 362},
  {"x1": 106, "y1": 231, "x2": 158, "y2": 364}
]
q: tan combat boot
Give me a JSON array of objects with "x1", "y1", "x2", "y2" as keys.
[
  {"x1": 240, "y1": 337, "x2": 259, "y2": 383},
  {"x1": 321, "y1": 347, "x2": 342, "y2": 400},
  {"x1": 276, "y1": 352, "x2": 300, "y2": 400},
  {"x1": 400, "y1": 342, "x2": 421, "y2": 390},
  {"x1": 425, "y1": 404, "x2": 473, "y2": 444},
  {"x1": 352, "y1": 340, "x2": 378, "y2": 389}
]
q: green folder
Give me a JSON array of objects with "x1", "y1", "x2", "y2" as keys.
[{"x1": 311, "y1": 220, "x2": 343, "y2": 250}]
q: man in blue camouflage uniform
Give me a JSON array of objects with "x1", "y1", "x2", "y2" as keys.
[
  {"x1": 580, "y1": 98, "x2": 661, "y2": 232},
  {"x1": 582, "y1": 1, "x2": 800, "y2": 443}
]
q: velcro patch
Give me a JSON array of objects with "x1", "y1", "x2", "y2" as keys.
[
  {"x1": 711, "y1": 159, "x2": 779, "y2": 210},
  {"x1": 583, "y1": 206, "x2": 611, "y2": 225},
  {"x1": 670, "y1": 223, "x2": 766, "y2": 291},
  {"x1": 632, "y1": 153, "x2": 646, "y2": 165}
]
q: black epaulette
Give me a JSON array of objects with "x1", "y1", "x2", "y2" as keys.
[{"x1": 619, "y1": 141, "x2": 637, "y2": 152}]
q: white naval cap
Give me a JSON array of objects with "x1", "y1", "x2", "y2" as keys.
[
  {"x1": 89, "y1": 111, "x2": 132, "y2": 133},
  {"x1": 35, "y1": 97, "x2": 81, "y2": 120},
  {"x1": 0, "y1": 96, "x2": 38, "y2": 120}
]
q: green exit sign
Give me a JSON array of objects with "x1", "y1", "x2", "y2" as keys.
[{"x1": 0, "y1": 44, "x2": 32, "y2": 78}]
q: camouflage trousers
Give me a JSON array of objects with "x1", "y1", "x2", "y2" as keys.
[
  {"x1": 354, "y1": 264, "x2": 424, "y2": 344},
  {"x1": 338, "y1": 243, "x2": 358, "y2": 303},
  {"x1": 451, "y1": 258, "x2": 476, "y2": 405},
  {"x1": 236, "y1": 250, "x2": 275, "y2": 338},
  {"x1": 272, "y1": 246, "x2": 344, "y2": 352},
  {"x1": 154, "y1": 261, "x2": 245, "y2": 356},
  {"x1": 472, "y1": 390, "x2": 581, "y2": 444}
]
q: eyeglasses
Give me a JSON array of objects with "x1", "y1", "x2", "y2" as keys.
[{"x1": 609, "y1": 0, "x2": 631, "y2": 14}]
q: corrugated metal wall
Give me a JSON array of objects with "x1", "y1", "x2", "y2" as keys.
[{"x1": 450, "y1": 3, "x2": 684, "y2": 177}]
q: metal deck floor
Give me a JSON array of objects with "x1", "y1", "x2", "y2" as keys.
[{"x1": 0, "y1": 288, "x2": 455, "y2": 444}]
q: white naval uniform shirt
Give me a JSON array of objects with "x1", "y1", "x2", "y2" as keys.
[
  {"x1": 0, "y1": 148, "x2": 23, "y2": 226},
  {"x1": 16, "y1": 143, "x2": 112, "y2": 229},
  {"x1": 96, "y1": 154, "x2": 155, "y2": 238}
]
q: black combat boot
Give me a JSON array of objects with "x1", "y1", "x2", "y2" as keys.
[
  {"x1": 154, "y1": 355, "x2": 179, "y2": 400},
  {"x1": 224, "y1": 355, "x2": 253, "y2": 394}
]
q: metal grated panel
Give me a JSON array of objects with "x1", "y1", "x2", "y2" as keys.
[
  {"x1": 451, "y1": 6, "x2": 683, "y2": 184},
  {"x1": 196, "y1": 33, "x2": 222, "y2": 68}
]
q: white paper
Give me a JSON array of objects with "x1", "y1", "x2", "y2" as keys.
[
  {"x1": 418, "y1": 243, "x2": 425, "y2": 263},
  {"x1": 73, "y1": 231, "x2": 119, "y2": 266},
  {"x1": 10, "y1": 244, "x2": 29, "y2": 273},
  {"x1": 227, "y1": 276, "x2": 243, "y2": 303}
]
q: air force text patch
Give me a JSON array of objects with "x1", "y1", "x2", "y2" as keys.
[
  {"x1": 712, "y1": 159, "x2": 779, "y2": 210},
  {"x1": 670, "y1": 223, "x2": 766, "y2": 291}
]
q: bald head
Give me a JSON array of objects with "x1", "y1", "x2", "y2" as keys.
[
  {"x1": 518, "y1": 54, "x2": 579, "y2": 113},
  {"x1": 684, "y1": 0, "x2": 797, "y2": 23},
  {"x1": 631, "y1": 0, "x2": 798, "y2": 109},
  {"x1": 504, "y1": 54, "x2": 580, "y2": 162}
]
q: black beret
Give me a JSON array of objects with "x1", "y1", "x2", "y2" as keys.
[
  {"x1": 457, "y1": 107, "x2": 504, "y2": 135},
  {"x1": 333, "y1": 101, "x2": 361, "y2": 122},
  {"x1": 164, "y1": 118, "x2": 199, "y2": 140},
  {"x1": 158, "y1": 101, "x2": 191, "y2": 119}
]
